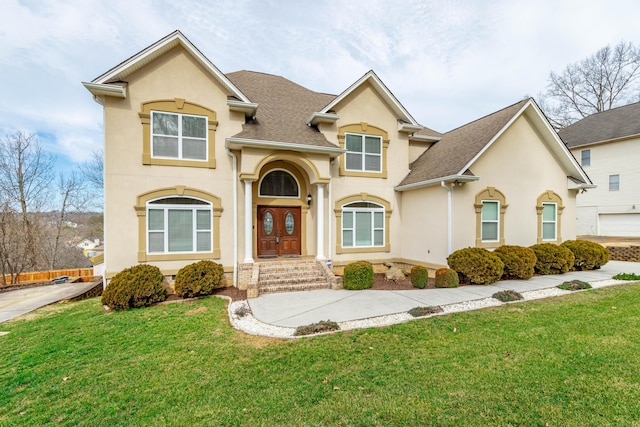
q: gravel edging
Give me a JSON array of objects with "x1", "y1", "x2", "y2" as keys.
[{"x1": 227, "y1": 279, "x2": 638, "y2": 339}]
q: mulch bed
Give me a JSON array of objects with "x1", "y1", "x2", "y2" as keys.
[{"x1": 372, "y1": 273, "x2": 436, "y2": 290}]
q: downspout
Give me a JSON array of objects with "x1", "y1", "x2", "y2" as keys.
[
  {"x1": 441, "y1": 181, "x2": 453, "y2": 256},
  {"x1": 226, "y1": 149, "x2": 238, "y2": 287},
  {"x1": 327, "y1": 159, "x2": 334, "y2": 265}
]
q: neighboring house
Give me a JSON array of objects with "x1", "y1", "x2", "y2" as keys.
[
  {"x1": 76, "y1": 238, "x2": 102, "y2": 257},
  {"x1": 84, "y1": 30, "x2": 592, "y2": 289},
  {"x1": 559, "y1": 102, "x2": 640, "y2": 236}
]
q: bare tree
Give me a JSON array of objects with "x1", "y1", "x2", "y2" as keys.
[
  {"x1": 80, "y1": 149, "x2": 103, "y2": 189},
  {"x1": 540, "y1": 41, "x2": 640, "y2": 128}
]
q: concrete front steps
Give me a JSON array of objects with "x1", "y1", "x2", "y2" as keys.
[{"x1": 256, "y1": 258, "x2": 334, "y2": 296}]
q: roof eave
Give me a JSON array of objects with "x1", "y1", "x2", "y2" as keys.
[
  {"x1": 82, "y1": 82, "x2": 127, "y2": 98},
  {"x1": 227, "y1": 100, "x2": 258, "y2": 117},
  {"x1": 409, "y1": 133, "x2": 441, "y2": 143},
  {"x1": 226, "y1": 137, "x2": 345, "y2": 158},
  {"x1": 398, "y1": 122, "x2": 423, "y2": 133},
  {"x1": 307, "y1": 112, "x2": 340, "y2": 126},
  {"x1": 395, "y1": 175, "x2": 480, "y2": 192}
]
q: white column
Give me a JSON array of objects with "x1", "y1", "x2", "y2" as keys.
[
  {"x1": 316, "y1": 184, "x2": 325, "y2": 260},
  {"x1": 243, "y1": 180, "x2": 254, "y2": 263}
]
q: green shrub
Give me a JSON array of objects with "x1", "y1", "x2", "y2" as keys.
[
  {"x1": 410, "y1": 266, "x2": 430, "y2": 289},
  {"x1": 294, "y1": 320, "x2": 340, "y2": 336},
  {"x1": 343, "y1": 261, "x2": 374, "y2": 290},
  {"x1": 529, "y1": 243, "x2": 575, "y2": 275},
  {"x1": 613, "y1": 272, "x2": 640, "y2": 280},
  {"x1": 447, "y1": 247, "x2": 504, "y2": 285},
  {"x1": 175, "y1": 260, "x2": 226, "y2": 298},
  {"x1": 101, "y1": 264, "x2": 166, "y2": 310},
  {"x1": 434, "y1": 267, "x2": 459, "y2": 288},
  {"x1": 561, "y1": 240, "x2": 610, "y2": 270},
  {"x1": 494, "y1": 245, "x2": 537, "y2": 280},
  {"x1": 492, "y1": 290, "x2": 523, "y2": 302},
  {"x1": 557, "y1": 280, "x2": 592, "y2": 291},
  {"x1": 408, "y1": 306, "x2": 443, "y2": 317}
]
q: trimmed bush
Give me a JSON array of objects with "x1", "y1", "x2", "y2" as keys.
[
  {"x1": 530, "y1": 243, "x2": 575, "y2": 275},
  {"x1": 175, "y1": 260, "x2": 226, "y2": 298},
  {"x1": 561, "y1": 240, "x2": 610, "y2": 270},
  {"x1": 557, "y1": 280, "x2": 592, "y2": 291},
  {"x1": 410, "y1": 266, "x2": 430, "y2": 289},
  {"x1": 408, "y1": 306, "x2": 443, "y2": 317},
  {"x1": 492, "y1": 290, "x2": 523, "y2": 302},
  {"x1": 435, "y1": 267, "x2": 459, "y2": 288},
  {"x1": 101, "y1": 264, "x2": 166, "y2": 310},
  {"x1": 343, "y1": 261, "x2": 374, "y2": 290},
  {"x1": 447, "y1": 247, "x2": 504, "y2": 285},
  {"x1": 494, "y1": 245, "x2": 537, "y2": 280}
]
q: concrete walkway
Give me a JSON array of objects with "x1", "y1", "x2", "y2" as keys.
[
  {"x1": 0, "y1": 280, "x2": 101, "y2": 324},
  {"x1": 248, "y1": 260, "x2": 640, "y2": 328}
]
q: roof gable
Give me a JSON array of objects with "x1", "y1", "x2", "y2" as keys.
[
  {"x1": 397, "y1": 98, "x2": 592, "y2": 190},
  {"x1": 83, "y1": 30, "x2": 250, "y2": 104},
  {"x1": 558, "y1": 101, "x2": 640, "y2": 147}
]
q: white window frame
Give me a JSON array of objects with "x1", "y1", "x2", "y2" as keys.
[
  {"x1": 344, "y1": 133, "x2": 382, "y2": 172},
  {"x1": 481, "y1": 200, "x2": 500, "y2": 242},
  {"x1": 146, "y1": 197, "x2": 212, "y2": 255},
  {"x1": 609, "y1": 174, "x2": 620, "y2": 191},
  {"x1": 581, "y1": 149, "x2": 590, "y2": 167},
  {"x1": 541, "y1": 202, "x2": 557, "y2": 241},
  {"x1": 341, "y1": 202, "x2": 385, "y2": 248},
  {"x1": 151, "y1": 111, "x2": 208, "y2": 161}
]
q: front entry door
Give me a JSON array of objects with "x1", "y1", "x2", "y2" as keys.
[{"x1": 257, "y1": 206, "x2": 301, "y2": 257}]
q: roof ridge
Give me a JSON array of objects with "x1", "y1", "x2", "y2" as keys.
[{"x1": 444, "y1": 98, "x2": 530, "y2": 134}]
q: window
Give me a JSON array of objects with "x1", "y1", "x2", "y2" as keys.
[
  {"x1": 609, "y1": 174, "x2": 620, "y2": 191},
  {"x1": 345, "y1": 133, "x2": 382, "y2": 172},
  {"x1": 151, "y1": 111, "x2": 207, "y2": 161},
  {"x1": 259, "y1": 170, "x2": 299, "y2": 197},
  {"x1": 541, "y1": 203, "x2": 557, "y2": 240},
  {"x1": 147, "y1": 197, "x2": 212, "y2": 254},
  {"x1": 342, "y1": 202, "x2": 385, "y2": 248},
  {"x1": 481, "y1": 201, "x2": 499, "y2": 242},
  {"x1": 581, "y1": 149, "x2": 590, "y2": 167}
]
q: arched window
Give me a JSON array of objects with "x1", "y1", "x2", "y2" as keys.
[
  {"x1": 536, "y1": 191, "x2": 564, "y2": 243},
  {"x1": 342, "y1": 202, "x2": 385, "y2": 248},
  {"x1": 259, "y1": 170, "x2": 299, "y2": 197},
  {"x1": 147, "y1": 197, "x2": 212, "y2": 254}
]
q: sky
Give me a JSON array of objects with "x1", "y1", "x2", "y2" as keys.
[{"x1": 3, "y1": 0, "x2": 640, "y2": 171}]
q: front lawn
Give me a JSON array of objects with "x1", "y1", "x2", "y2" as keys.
[{"x1": 1, "y1": 284, "x2": 640, "y2": 426}]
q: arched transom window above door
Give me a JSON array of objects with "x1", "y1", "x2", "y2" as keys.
[{"x1": 259, "y1": 169, "x2": 300, "y2": 198}]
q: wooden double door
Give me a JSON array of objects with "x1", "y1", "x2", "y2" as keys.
[{"x1": 257, "y1": 206, "x2": 301, "y2": 257}]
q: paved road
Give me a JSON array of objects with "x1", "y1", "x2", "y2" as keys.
[{"x1": 0, "y1": 281, "x2": 101, "y2": 324}]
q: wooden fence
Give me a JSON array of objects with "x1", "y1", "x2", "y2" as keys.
[{"x1": 3, "y1": 268, "x2": 95, "y2": 284}]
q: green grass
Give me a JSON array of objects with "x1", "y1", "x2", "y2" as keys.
[{"x1": 2, "y1": 284, "x2": 640, "y2": 426}]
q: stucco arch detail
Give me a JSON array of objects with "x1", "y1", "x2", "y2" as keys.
[{"x1": 240, "y1": 151, "x2": 329, "y2": 185}]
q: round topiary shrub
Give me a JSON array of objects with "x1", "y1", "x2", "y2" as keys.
[
  {"x1": 493, "y1": 245, "x2": 537, "y2": 280},
  {"x1": 435, "y1": 267, "x2": 459, "y2": 288},
  {"x1": 447, "y1": 247, "x2": 504, "y2": 285},
  {"x1": 560, "y1": 240, "x2": 610, "y2": 270},
  {"x1": 410, "y1": 266, "x2": 430, "y2": 289},
  {"x1": 343, "y1": 261, "x2": 374, "y2": 290},
  {"x1": 175, "y1": 260, "x2": 226, "y2": 298},
  {"x1": 101, "y1": 264, "x2": 166, "y2": 310},
  {"x1": 529, "y1": 243, "x2": 575, "y2": 275}
]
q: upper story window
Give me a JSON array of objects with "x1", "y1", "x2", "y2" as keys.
[
  {"x1": 147, "y1": 197, "x2": 212, "y2": 254},
  {"x1": 609, "y1": 174, "x2": 620, "y2": 191},
  {"x1": 581, "y1": 149, "x2": 590, "y2": 167},
  {"x1": 345, "y1": 133, "x2": 382, "y2": 172},
  {"x1": 152, "y1": 111, "x2": 207, "y2": 161}
]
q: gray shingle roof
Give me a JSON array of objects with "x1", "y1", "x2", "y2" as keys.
[
  {"x1": 226, "y1": 71, "x2": 339, "y2": 148},
  {"x1": 399, "y1": 99, "x2": 529, "y2": 187},
  {"x1": 558, "y1": 101, "x2": 640, "y2": 148}
]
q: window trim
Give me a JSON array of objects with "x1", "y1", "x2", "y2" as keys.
[
  {"x1": 344, "y1": 132, "x2": 383, "y2": 173},
  {"x1": 609, "y1": 174, "x2": 620, "y2": 191},
  {"x1": 146, "y1": 198, "x2": 212, "y2": 255},
  {"x1": 536, "y1": 191, "x2": 564, "y2": 244},
  {"x1": 334, "y1": 194, "x2": 391, "y2": 254},
  {"x1": 341, "y1": 202, "x2": 385, "y2": 248},
  {"x1": 474, "y1": 187, "x2": 507, "y2": 248},
  {"x1": 139, "y1": 98, "x2": 218, "y2": 169},
  {"x1": 150, "y1": 111, "x2": 208, "y2": 162},
  {"x1": 541, "y1": 202, "x2": 557, "y2": 241},
  {"x1": 480, "y1": 200, "x2": 500, "y2": 243},
  {"x1": 337, "y1": 123, "x2": 389, "y2": 178},
  {"x1": 581, "y1": 149, "x2": 591, "y2": 167},
  {"x1": 135, "y1": 186, "x2": 222, "y2": 262}
]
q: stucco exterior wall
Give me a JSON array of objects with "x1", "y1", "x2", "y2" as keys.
[{"x1": 103, "y1": 45, "x2": 245, "y2": 277}]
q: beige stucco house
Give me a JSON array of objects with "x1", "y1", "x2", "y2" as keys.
[
  {"x1": 84, "y1": 31, "x2": 592, "y2": 292},
  {"x1": 559, "y1": 102, "x2": 640, "y2": 236}
]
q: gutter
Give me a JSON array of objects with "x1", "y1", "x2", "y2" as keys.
[
  {"x1": 395, "y1": 175, "x2": 479, "y2": 192},
  {"x1": 226, "y1": 137, "x2": 345, "y2": 158},
  {"x1": 226, "y1": 149, "x2": 238, "y2": 287}
]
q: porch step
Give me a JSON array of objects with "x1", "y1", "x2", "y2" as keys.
[{"x1": 256, "y1": 259, "x2": 331, "y2": 295}]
